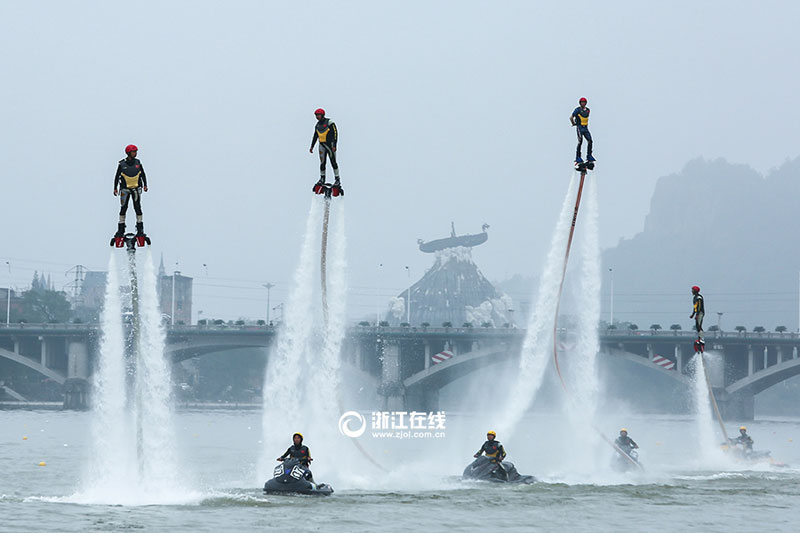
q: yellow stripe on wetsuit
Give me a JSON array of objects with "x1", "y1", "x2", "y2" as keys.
[{"x1": 123, "y1": 172, "x2": 141, "y2": 188}]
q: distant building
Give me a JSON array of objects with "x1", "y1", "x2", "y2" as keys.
[
  {"x1": 74, "y1": 271, "x2": 108, "y2": 323},
  {"x1": 158, "y1": 256, "x2": 193, "y2": 325},
  {"x1": 80, "y1": 271, "x2": 107, "y2": 311},
  {"x1": 388, "y1": 223, "x2": 513, "y2": 327}
]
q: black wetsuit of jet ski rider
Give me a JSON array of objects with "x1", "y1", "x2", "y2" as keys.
[
  {"x1": 113, "y1": 145, "x2": 148, "y2": 237},
  {"x1": 474, "y1": 431, "x2": 508, "y2": 477},
  {"x1": 730, "y1": 427, "x2": 754, "y2": 451},
  {"x1": 615, "y1": 430, "x2": 639, "y2": 455},
  {"x1": 277, "y1": 433, "x2": 313, "y2": 467}
]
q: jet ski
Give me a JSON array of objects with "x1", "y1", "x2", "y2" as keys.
[
  {"x1": 611, "y1": 448, "x2": 642, "y2": 472},
  {"x1": 462, "y1": 456, "x2": 535, "y2": 484},
  {"x1": 721, "y1": 443, "x2": 787, "y2": 468},
  {"x1": 263, "y1": 458, "x2": 334, "y2": 495}
]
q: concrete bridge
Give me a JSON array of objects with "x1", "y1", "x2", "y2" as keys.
[{"x1": 2, "y1": 323, "x2": 799, "y2": 418}]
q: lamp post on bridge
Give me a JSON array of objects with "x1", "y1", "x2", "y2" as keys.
[
  {"x1": 5, "y1": 261, "x2": 10, "y2": 325},
  {"x1": 405, "y1": 265, "x2": 411, "y2": 325},
  {"x1": 376, "y1": 263, "x2": 383, "y2": 326},
  {"x1": 717, "y1": 312, "x2": 723, "y2": 331},
  {"x1": 263, "y1": 283, "x2": 274, "y2": 324},
  {"x1": 609, "y1": 267, "x2": 614, "y2": 326}
]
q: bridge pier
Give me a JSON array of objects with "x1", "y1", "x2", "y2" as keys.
[
  {"x1": 714, "y1": 388, "x2": 755, "y2": 421},
  {"x1": 354, "y1": 341, "x2": 363, "y2": 371},
  {"x1": 39, "y1": 336, "x2": 47, "y2": 367},
  {"x1": 675, "y1": 344, "x2": 683, "y2": 373},
  {"x1": 67, "y1": 341, "x2": 89, "y2": 379},
  {"x1": 404, "y1": 387, "x2": 439, "y2": 413},
  {"x1": 380, "y1": 342, "x2": 405, "y2": 411}
]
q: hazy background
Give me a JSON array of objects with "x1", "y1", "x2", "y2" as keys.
[{"x1": 2, "y1": 0, "x2": 799, "y2": 324}]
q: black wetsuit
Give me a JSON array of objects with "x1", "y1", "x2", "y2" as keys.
[
  {"x1": 310, "y1": 118, "x2": 339, "y2": 182},
  {"x1": 279, "y1": 444, "x2": 312, "y2": 466},
  {"x1": 114, "y1": 157, "x2": 147, "y2": 219},
  {"x1": 615, "y1": 435, "x2": 639, "y2": 454},
  {"x1": 475, "y1": 440, "x2": 507, "y2": 461},
  {"x1": 731, "y1": 434, "x2": 754, "y2": 451},
  {"x1": 692, "y1": 293, "x2": 705, "y2": 334},
  {"x1": 571, "y1": 106, "x2": 592, "y2": 160}
]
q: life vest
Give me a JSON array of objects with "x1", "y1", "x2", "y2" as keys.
[{"x1": 119, "y1": 158, "x2": 143, "y2": 189}]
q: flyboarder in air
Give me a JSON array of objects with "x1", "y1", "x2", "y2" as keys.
[
  {"x1": 310, "y1": 108, "x2": 343, "y2": 197},
  {"x1": 691, "y1": 284, "x2": 704, "y2": 339},
  {"x1": 111, "y1": 144, "x2": 150, "y2": 247},
  {"x1": 570, "y1": 97, "x2": 595, "y2": 167}
]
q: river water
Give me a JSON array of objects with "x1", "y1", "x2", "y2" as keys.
[{"x1": 2, "y1": 410, "x2": 799, "y2": 532}]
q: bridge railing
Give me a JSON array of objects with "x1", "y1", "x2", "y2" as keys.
[{"x1": 1, "y1": 323, "x2": 798, "y2": 341}]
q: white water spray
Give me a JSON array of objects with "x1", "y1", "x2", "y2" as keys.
[
  {"x1": 691, "y1": 353, "x2": 723, "y2": 463},
  {"x1": 307, "y1": 200, "x2": 348, "y2": 467},
  {"x1": 499, "y1": 173, "x2": 578, "y2": 436},
  {"x1": 260, "y1": 199, "x2": 323, "y2": 476},
  {"x1": 569, "y1": 176, "x2": 601, "y2": 420},
  {"x1": 135, "y1": 250, "x2": 181, "y2": 492},
  {"x1": 560, "y1": 176, "x2": 603, "y2": 473},
  {"x1": 82, "y1": 254, "x2": 131, "y2": 496},
  {"x1": 75, "y1": 251, "x2": 189, "y2": 505}
]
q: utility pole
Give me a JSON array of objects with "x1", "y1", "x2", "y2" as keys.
[
  {"x1": 405, "y1": 266, "x2": 411, "y2": 325},
  {"x1": 375, "y1": 263, "x2": 383, "y2": 325},
  {"x1": 64, "y1": 265, "x2": 88, "y2": 308},
  {"x1": 263, "y1": 283, "x2": 275, "y2": 324},
  {"x1": 609, "y1": 268, "x2": 614, "y2": 325},
  {"x1": 5, "y1": 262, "x2": 11, "y2": 325},
  {"x1": 172, "y1": 268, "x2": 179, "y2": 326},
  {"x1": 717, "y1": 312, "x2": 723, "y2": 331}
]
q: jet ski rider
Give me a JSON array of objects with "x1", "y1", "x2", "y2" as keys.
[
  {"x1": 615, "y1": 428, "x2": 639, "y2": 455},
  {"x1": 277, "y1": 432, "x2": 313, "y2": 467},
  {"x1": 730, "y1": 426, "x2": 754, "y2": 451},
  {"x1": 474, "y1": 430, "x2": 508, "y2": 478}
]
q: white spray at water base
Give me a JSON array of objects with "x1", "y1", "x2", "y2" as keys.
[
  {"x1": 260, "y1": 198, "x2": 323, "y2": 479},
  {"x1": 73, "y1": 250, "x2": 189, "y2": 505},
  {"x1": 498, "y1": 172, "x2": 578, "y2": 437}
]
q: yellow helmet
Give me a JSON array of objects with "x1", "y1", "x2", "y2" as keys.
[
  {"x1": 293, "y1": 432, "x2": 304, "y2": 440},
  {"x1": 620, "y1": 428, "x2": 628, "y2": 433},
  {"x1": 487, "y1": 430, "x2": 496, "y2": 437},
  {"x1": 739, "y1": 426, "x2": 747, "y2": 431}
]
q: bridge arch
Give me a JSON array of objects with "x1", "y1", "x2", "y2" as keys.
[
  {"x1": 726, "y1": 356, "x2": 800, "y2": 396},
  {"x1": 0, "y1": 347, "x2": 66, "y2": 384},
  {"x1": 403, "y1": 344, "x2": 513, "y2": 391}
]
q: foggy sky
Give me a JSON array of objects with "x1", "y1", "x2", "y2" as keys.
[{"x1": 2, "y1": 1, "x2": 799, "y2": 322}]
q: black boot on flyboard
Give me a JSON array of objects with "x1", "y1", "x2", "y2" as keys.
[
  {"x1": 312, "y1": 178, "x2": 344, "y2": 198},
  {"x1": 110, "y1": 221, "x2": 150, "y2": 248}
]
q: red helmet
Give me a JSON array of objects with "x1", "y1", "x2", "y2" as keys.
[
  {"x1": 579, "y1": 97, "x2": 587, "y2": 103},
  {"x1": 691, "y1": 285, "x2": 700, "y2": 293},
  {"x1": 125, "y1": 144, "x2": 138, "y2": 154},
  {"x1": 314, "y1": 108, "x2": 325, "y2": 116}
]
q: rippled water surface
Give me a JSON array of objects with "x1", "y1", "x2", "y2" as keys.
[{"x1": 2, "y1": 410, "x2": 800, "y2": 532}]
